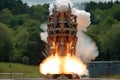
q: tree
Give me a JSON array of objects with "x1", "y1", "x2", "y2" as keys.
[
  {"x1": 101, "y1": 23, "x2": 120, "y2": 60},
  {"x1": 16, "y1": 14, "x2": 30, "y2": 25},
  {"x1": 111, "y1": 4, "x2": 120, "y2": 21},
  {"x1": 0, "y1": 22, "x2": 13, "y2": 62},
  {"x1": 85, "y1": 1, "x2": 98, "y2": 11},
  {"x1": 87, "y1": 2, "x2": 120, "y2": 61},
  {"x1": 0, "y1": 8, "x2": 13, "y2": 24},
  {"x1": 101, "y1": 16, "x2": 118, "y2": 26},
  {"x1": 7, "y1": 13, "x2": 30, "y2": 29},
  {"x1": 30, "y1": 4, "x2": 49, "y2": 22},
  {"x1": 0, "y1": 0, "x2": 30, "y2": 15},
  {"x1": 13, "y1": 20, "x2": 47, "y2": 65}
]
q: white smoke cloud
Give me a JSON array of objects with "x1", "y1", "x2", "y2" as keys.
[
  {"x1": 71, "y1": 5, "x2": 98, "y2": 63},
  {"x1": 49, "y1": 3, "x2": 54, "y2": 15},
  {"x1": 55, "y1": 0, "x2": 73, "y2": 12},
  {"x1": 40, "y1": 24, "x2": 47, "y2": 31},
  {"x1": 40, "y1": 32, "x2": 48, "y2": 43},
  {"x1": 40, "y1": 24, "x2": 48, "y2": 43},
  {"x1": 72, "y1": 8, "x2": 91, "y2": 32},
  {"x1": 49, "y1": 0, "x2": 73, "y2": 14},
  {"x1": 76, "y1": 31, "x2": 99, "y2": 63}
]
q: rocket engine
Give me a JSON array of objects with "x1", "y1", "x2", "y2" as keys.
[
  {"x1": 40, "y1": 0, "x2": 93, "y2": 80},
  {"x1": 47, "y1": 4, "x2": 78, "y2": 56}
]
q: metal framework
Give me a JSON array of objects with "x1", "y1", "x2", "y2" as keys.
[{"x1": 47, "y1": 4, "x2": 78, "y2": 56}]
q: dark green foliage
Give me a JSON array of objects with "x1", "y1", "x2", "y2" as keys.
[
  {"x1": 85, "y1": 0, "x2": 120, "y2": 25},
  {"x1": 30, "y1": 4, "x2": 49, "y2": 22},
  {"x1": 85, "y1": 1, "x2": 98, "y2": 11},
  {"x1": 0, "y1": 22, "x2": 13, "y2": 62},
  {"x1": 85, "y1": 0, "x2": 119, "y2": 11},
  {"x1": 0, "y1": 0, "x2": 29, "y2": 15},
  {"x1": 13, "y1": 20, "x2": 47, "y2": 65},
  {"x1": 87, "y1": 1, "x2": 120, "y2": 61},
  {"x1": 111, "y1": 4, "x2": 120, "y2": 21},
  {"x1": 0, "y1": 8, "x2": 13, "y2": 24},
  {"x1": 0, "y1": 0, "x2": 49, "y2": 65},
  {"x1": 101, "y1": 24, "x2": 120, "y2": 60}
]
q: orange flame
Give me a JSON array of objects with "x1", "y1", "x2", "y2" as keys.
[{"x1": 39, "y1": 54, "x2": 87, "y2": 75}]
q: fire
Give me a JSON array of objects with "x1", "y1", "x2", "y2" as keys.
[
  {"x1": 40, "y1": 55, "x2": 61, "y2": 74},
  {"x1": 39, "y1": 54, "x2": 87, "y2": 75}
]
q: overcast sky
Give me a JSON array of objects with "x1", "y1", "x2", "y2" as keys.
[{"x1": 22, "y1": 0, "x2": 119, "y2": 6}]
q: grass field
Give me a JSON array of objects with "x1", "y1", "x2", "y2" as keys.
[
  {"x1": 0, "y1": 62, "x2": 120, "y2": 79},
  {"x1": 111, "y1": 75, "x2": 120, "y2": 79},
  {"x1": 0, "y1": 62, "x2": 43, "y2": 78}
]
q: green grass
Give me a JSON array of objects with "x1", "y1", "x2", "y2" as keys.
[
  {"x1": 111, "y1": 75, "x2": 120, "y2": 79},
  {"x1": 99, "y1": 75, "x2": 120, "y2": 79},
  {"x1": 0, "y1": 62, "x2": 44, "y2": 78}
]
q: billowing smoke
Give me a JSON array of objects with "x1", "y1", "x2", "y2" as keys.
[
  {"x1": 76, "y1": 31, "x2": 99, "y2": 63},
  {"x1": 40, "y1": 24, "x2": 48, "y2": 43},
  {"x1": 40, "y1": 0, "x2": 99, "y2": 63},
  {"x1": 71, "y1": 7, "x2": 99, "y2": 63},
  {"x1": 72, "y1": 9, "x2": 91, "y2": 32},
  {"x1": 49, "y1": 0, "x2": 73, "y2": 14}
]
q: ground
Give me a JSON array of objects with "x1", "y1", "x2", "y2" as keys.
[{"x1": 0, "y1": 78, "x2": 119, "y2": 80}]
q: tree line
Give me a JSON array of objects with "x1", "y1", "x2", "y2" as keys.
[
  {"x1": 0, "y1": 0, "x2": 49, "y2": 65},
  {"x1": 85, "y1": 0, "x2": 120, "y2": 61},
  {"x1": 0, "y1": 0, "x2": 120, "y2": 65}
]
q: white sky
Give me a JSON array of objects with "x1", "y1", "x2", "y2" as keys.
[{"x1": 22, "y1": 0, "x2": 119, "y2": 6}]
